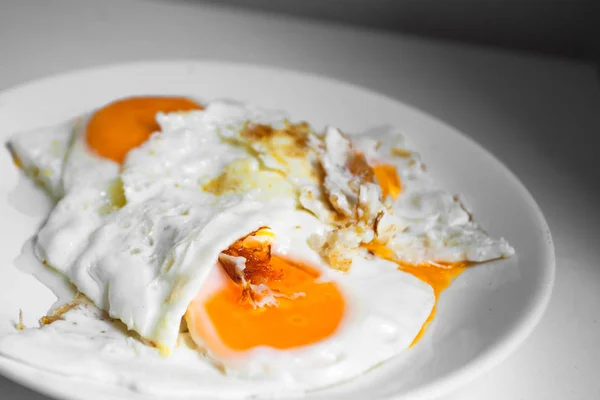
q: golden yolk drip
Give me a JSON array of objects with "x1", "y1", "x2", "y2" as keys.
[
  {"x1": 373, "y1": 164, "x2": 401, "y2": 199},
  {"x1": 401, "y1": 262, "x2": 467, "y2": 346},
  {"x1": 86, "y1": 96, "x2": 203, "y2": 163},
  {"x1": 364, "y1": 242, "x2": 467, "y2": 346},
  {"x1": 186, "y1": 255, "x2": 345, "y2": 356}
]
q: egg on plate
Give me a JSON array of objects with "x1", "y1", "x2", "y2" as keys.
[{"x1": 1, "y1": 95, "x2": 513, "y2": 395}]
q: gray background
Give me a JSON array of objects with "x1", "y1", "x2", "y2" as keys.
[{"x1": 202, "y1": 0, "x2": 600, "y2": 64}]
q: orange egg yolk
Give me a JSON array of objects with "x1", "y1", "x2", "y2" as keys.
[
  {"x1": 86, "y1": 96, "x2": 203, "y2": 163},
  {"x1": 373, "y1": 164, "x2": 402, "y2": 199},
  {"x1": 186, "y1": 254, "x2": 345, "y2": 357},
  {"x1": 363, "y1": 242, "x2": 467, "y2": 346}
]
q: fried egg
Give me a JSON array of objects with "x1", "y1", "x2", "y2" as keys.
[
  {"x1": 2, "y1": 96, "x2": 513, "y2": 396},
  {"x1": 7, "y1": 96, "x2": 204, "y2": 196},
  {"x1": 364, "y1": 129, "x2": 514, "y2": 260},
  {"x1": 304, "y1": 126, "x2": 514, "y2": 268}
]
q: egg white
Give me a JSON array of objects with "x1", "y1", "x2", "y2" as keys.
[
  {"x1": 60, "y1": 115, "x2": 120, "y2": 193},
  {"x1": 120, "y1": 101, "x2": 269, "y2": 204}
]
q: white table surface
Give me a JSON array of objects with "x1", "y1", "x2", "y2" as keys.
[{"x1": 1, "y1": 0, "x2": 599, "y2": 399}]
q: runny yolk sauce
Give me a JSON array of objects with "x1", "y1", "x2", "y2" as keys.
[
  {"x1": 186, "y1": 254, "x2": 345, "y2": 357},
  {"x1": 363, "y1": 242, "x2": 468, "y2": 346},
  {"x1": 86, "y1": 96, "x2": 203, "y2": 163}
]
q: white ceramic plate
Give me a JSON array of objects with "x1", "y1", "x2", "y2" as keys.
[{"x1": 0, "y1": 61, "x2": 554, "y2": 400}]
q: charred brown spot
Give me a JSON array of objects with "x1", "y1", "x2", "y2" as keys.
[
  {"x1": 16, "y1": 309, "x2": 25, "y2": 331},
  {"x1": 7, "y1": 145, "x2": 23, "y2": 169},
  {"x1": 241, "y1": 123, "x2": 275, "y2": 140},
  {"x1": 346, "y1": 152, "x2": 374, "y2": 183},
  {"x1": 221, "y1": 228, "x2": 282, "y2": 285},
  {"x1": 241, "y1": 121, "x2": 312, "y2": 158},
  {"x1": 373, "y1": 210, "x2": 385, "y2": 234},
  {"x1": 39, "y1": 296, "x2": 82, "y2": 326},
  {"x1": 391, "y1": 147, "x2": 412, "y2": 158},
  {"x1": 283, "y1": 121, "x2": 311, "y2": 149}
]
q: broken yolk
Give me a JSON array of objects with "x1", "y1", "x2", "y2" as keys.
[
  {"x1": 364, "y1": 242, "x2": 467, "y2": 346},
  {"x1": 186, "y1": 255, "x2": 345, "y2": 357},
  {"x1": 86, "y1": 96, "x2": 203, "y2": 163},
  {"x1": 373, "y1": 164, "x2": 401, "y2": 199}
]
